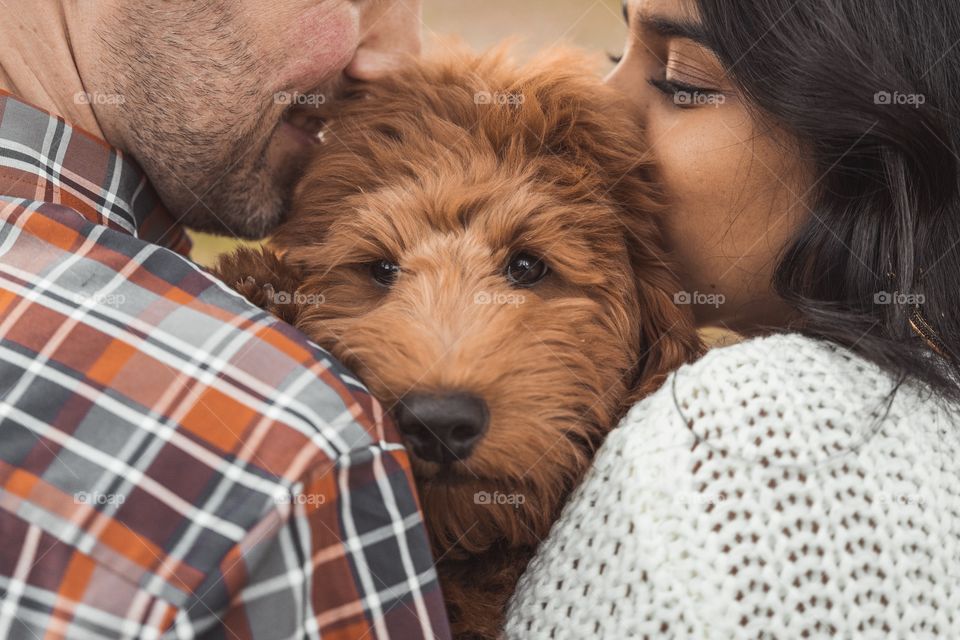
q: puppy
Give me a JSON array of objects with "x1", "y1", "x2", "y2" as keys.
[{"x1": 215, "y1": 49, "x2": 701, "y2": 639}]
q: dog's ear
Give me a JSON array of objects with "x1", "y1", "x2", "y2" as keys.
[
  {"x1": 213, "y1": 246, "x2": 306, "y2": 326},
  {"x1": 627, "y1": 282, "x2": 704, "y2": 404},
  {"x1": 617, "y1": 199, "x2": 704, "y2": 405}
]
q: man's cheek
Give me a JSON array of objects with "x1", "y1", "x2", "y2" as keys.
[{"x1": 279, "y1": 3, "x2": 360, "y2": 90}]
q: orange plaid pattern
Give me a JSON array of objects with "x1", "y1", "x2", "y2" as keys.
[{"x1": 0, "y1": 92, "x2": 449, "y2": 639}]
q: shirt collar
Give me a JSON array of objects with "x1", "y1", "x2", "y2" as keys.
[{"x1": 0, "y1": 90, "x2": 192, "y2": 256}]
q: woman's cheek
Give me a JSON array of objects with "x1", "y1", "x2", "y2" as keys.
[
  {"x1": 651, "y1": 110, "x2": 739, "y2": 253},
  {"x1": 650, "y1": 105, "x2": 773, "y2": 317},
  {"x1": 653, "y1": 104, "x2": 811, "y2": 326}
]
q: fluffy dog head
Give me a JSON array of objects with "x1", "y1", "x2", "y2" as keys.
[{"x1": 230, "y1": 49, "x2": 699, "y2": 557}]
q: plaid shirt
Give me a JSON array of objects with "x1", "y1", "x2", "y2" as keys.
[{"x1": 0, "y1": 92, "x2": 450, "y2": 640}]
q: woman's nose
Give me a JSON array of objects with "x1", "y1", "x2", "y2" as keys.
[
  {"x1": 345, "y1": 0, "x2": 423, "y2": 81},
  {"x1": 604, "y1": 58, "x2": 651, "y2": 124}
]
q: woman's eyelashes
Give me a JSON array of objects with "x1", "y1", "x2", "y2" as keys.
[
  {"x1": 648, "y1": 75, "x2": 726, "y2": 109},
  {"x1": 650, "y1": 76, "x2": 714, "y2": 95},
  {"x1": 608, "y1": 46, "x2": 728, "y2": 109}
]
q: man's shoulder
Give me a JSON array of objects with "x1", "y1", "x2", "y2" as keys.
[
  {"x1": 3, "y1": 195, "x2": 385, "y2": 444},
  {"x1": 0, "y1": 196, "x2": 406, "y2": 611}
]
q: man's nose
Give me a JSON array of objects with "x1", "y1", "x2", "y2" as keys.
[{"x1": 345, "y1": 0, "x2": 422, "y2": 81}]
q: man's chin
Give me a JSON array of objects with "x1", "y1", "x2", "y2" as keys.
[
  {"x1": 167, "y1": 96, "x2": 334, "y2": 239},
  {"x1": 175, "y1": 140, "x2": 312, "y2": 239}
]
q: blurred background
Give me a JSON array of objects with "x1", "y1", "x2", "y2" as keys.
[
  {"x1": 188, "y1": 0, "x2": 627, "y2": 266},
  {"x1": 422, "y1": 0, "x2": 625, "y2": 58}
]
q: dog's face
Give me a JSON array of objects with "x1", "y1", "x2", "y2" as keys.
[
  {"x1": 288, "y1": 164, "x2": 640, "y2": 480},
  {"x1": 269, "y1": 50, "x2": 699, "y2": 549}
]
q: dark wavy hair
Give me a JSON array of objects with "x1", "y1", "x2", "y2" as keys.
[{"x1": 693, "y1": 0, "x2": 960, "y2": 401}]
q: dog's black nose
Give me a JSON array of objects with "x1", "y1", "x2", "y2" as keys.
[{"x1": 394, "y1": 392, "x2": 489, "y2": 463}]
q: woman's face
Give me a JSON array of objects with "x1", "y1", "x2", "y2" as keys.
[{"x1": 607, "y1": 0, "x2": 812, "y2": 332}]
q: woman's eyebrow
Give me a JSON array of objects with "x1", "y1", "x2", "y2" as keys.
[{"x1": 622, "y1": 4, "x2": 712, "y2": 48}]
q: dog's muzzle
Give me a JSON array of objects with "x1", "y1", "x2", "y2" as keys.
[{"x1": 394, "y1": 392, "x2": 489, "y2": 464}]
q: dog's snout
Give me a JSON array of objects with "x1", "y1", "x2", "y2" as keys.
[{"x1": 395, "y1": 392, "x2": 489, "y2": 463}]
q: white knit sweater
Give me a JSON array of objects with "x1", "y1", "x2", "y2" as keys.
[{"x1": 505, "y1": 334, "x2": 960, "y2": 639}]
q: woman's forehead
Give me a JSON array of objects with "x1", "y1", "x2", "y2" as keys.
[{"x1": 626, "y1": 0, "x2": 702, "y2": 25}]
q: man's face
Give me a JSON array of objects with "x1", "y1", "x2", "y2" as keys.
[{"x1": 91, "y1": 0, "x2": 421, "y2": 238}]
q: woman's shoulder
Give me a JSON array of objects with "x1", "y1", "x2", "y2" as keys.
[
  {"x1": 622, "y1": 331, "x2": 953, "y2": 470},
  {"x1": 506, "y1": 333, "x2": 960, "y2": 638},
  {"x1": 660, "y1": 331, "x2": 896, "y2": 406}
]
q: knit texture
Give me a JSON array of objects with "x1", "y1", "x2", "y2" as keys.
[{"x1": 505, "y1": 334, "x2": 960, "y2": 638}]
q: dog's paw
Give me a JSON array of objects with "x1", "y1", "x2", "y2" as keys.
[{"x1": 213, "y1": 247, "x2": 305, "y2": 325}]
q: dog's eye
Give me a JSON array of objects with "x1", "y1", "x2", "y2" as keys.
[
  {"x1": 505, "y1": 252, "x2": 549, "y2": 287},
  {"x1": 370, "y1": 259, "x2": 400, "y2": 287}
]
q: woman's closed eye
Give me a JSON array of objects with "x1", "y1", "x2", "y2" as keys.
[
  {"x1": 651, "y1": 52, "x2": 730, "y2": 108},
  {"x1": 609, "y1": 45, "x2": 731, "y2": 109},
  {"x1": 649, "y1": 77, "x2": 725, "y2": 108}
]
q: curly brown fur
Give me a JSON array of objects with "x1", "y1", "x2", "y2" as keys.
[{"x1": 215, "y1": 48, "x2": 702, "y2": 639}]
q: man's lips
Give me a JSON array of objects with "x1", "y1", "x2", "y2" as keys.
[{"x1": 282, "y1": 108, "x2": 327, "y2": 146}]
